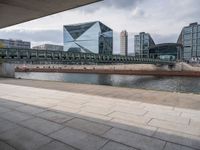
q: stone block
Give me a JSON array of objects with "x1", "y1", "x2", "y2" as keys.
[
  {"x1": 0, "y1": 127, "x2": 52, "y2": 150},
  {"x1": 65, "y1": 118, "x2": 112, "y2": 135},
  {"x1": 20, "y1": 118, "x2": 64, "y2": 135},
  {"x1": 50, "y1": 126, "x2": 108, "y2": 150},
  {"x1": 103, "y1": 128, "x2": 165, "y2": 150}
]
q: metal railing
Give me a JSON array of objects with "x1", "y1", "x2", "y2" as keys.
[{"x1": 0, "y1": 48, "x2": 175, "y2": 65}]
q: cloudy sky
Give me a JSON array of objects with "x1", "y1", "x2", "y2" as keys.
[{"x1": 0, "y1": 0, "x2": 200, "y2": 54}]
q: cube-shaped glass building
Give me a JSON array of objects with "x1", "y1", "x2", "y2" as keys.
[{"x1": 63, "y1": 21, "x2": 113, "y2": 55}]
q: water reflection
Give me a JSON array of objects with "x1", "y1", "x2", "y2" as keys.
[{"x1": 15, "y1": 72, "x2": 200, "y2": 94}]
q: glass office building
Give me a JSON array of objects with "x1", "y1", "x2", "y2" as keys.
[
  {"x1": 178, "y1": 22, "x2": 200, "y2": 60},
  {"x1": 149, "y1": 43, "x2": 183, "y2": 61},
  {"x1": 63, "y1": 21, "x2": 113, "y2": 55},
  {"x1": 134, "y1": 32, "x2": 155, "y2": 58}
]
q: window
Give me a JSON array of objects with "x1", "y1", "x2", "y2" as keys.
[
  {"x1": 193, "y1": 39, "x2": 197, "y2": 44},
  {"x1": 184, "y1": 27, "x2": 192, "y2": 33},
  {"x1": 184, "y1": 33, "x2": 192, "y2": 39},
  {"x1": 192, "y1": 51, "x2": 197, "y2": 57},
  {"x1": 197, "y1": 45, "x2": 200, "y2": 50},
  {"x1": 193, "y1": 33, "x2": 197, "y2": 39},
  {"x1": 184, "y1": 47, "x2": 192, "y2": 53},
  {"x1": 198, "y1": 32, "x2": 200, "y2": 38},
  {"x1": 184, "y1": 40, "x2": 192, "y2": 46},
  {"x1": 197, "y1": 39, "x2": 200, "y2": 45},
  {"x1": 193, "y1": 26, "x2": 197, "y2": 32}
]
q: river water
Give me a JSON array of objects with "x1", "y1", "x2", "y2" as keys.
[{"x1": 15, "y1": 72, "x2": 200, "y2": 94}]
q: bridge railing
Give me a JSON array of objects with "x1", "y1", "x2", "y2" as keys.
[{"x1": 0, "y1": 48, "x2": 175, "y2": 65}]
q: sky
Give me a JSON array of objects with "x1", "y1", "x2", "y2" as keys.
[{"x1": 0, "y1": 0, "x2": 200, "y2": 54}]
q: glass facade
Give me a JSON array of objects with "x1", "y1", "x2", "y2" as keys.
[
  {"x1": 177, "y1": 22, "x2": 200, "y2": 60},
  {"x1": 63, "y1": 21, "x2": 113, "y2": 55},
  {"x1": 149, "y1": 43, "x2": 183, "y2": 61},
  {"x1": 134, "y1": 32, "x2": 155, "y2": 58}
]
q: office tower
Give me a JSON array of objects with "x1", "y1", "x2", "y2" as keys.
[
  {"x1": 178, "y1": 22, "x2": 200, "y2": 60},
  {"x1": 120, "y1": 30, "x2": 128, "y2": 56},
  {"x1": 134, "y1": 32, "x2": 155, "y2": 58}
]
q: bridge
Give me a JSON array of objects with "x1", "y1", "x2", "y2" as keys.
[
  {"x1": 0, "y1": 0, "x2": 101, "y2": 28},
  {"x1": 0, "y1": 48, "x2": 175, "y2": 65}
]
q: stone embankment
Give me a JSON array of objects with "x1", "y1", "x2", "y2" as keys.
[{"x1": 15, "y1": 62, "x2": 200, "y2": 77}]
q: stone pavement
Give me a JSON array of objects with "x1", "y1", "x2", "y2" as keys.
[{"x1": 0, "y1": 82, "x2": 199, "y2": 150}]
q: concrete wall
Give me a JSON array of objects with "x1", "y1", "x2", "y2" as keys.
[{"x1": 0, "y1": 63, "x2": 16, "y2": 78}]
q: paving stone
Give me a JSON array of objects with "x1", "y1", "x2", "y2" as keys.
[
  {"x1": 16, "y1": 105, "x2": 46, "y2": 115},
  {"x1": 0, "y1": 126, "x2": 52, "y2": 150},
  {"x1": 51, "y1": 105, "x2": 80, "y2": 114},
  {"x1": 76, "y1": 111, "x2": 112, "y2": 125},
  {"x1": 37, "y1": 141, "x2": 76, "y2": 150},
  {"x1": 83, "y1": 102, "x2": 114, "y2": 109},
  {"x1": 189, "y1": 120, "x2": 200, "y2": 129},
  {"x1": 0, "y1": 100, "x2": 24, "y2": 109},
  {"x1": 164, "y1": 143, "x2": 195, "y2": 150},
  {"x1": 50, "y1": 126, "x2": 108, "y2": 150},
  {"x1": 0, "y1": 106, "x2": 11, "y2": 113},
  {"x1": 65, "y1": 118, "x2": 112, "y2": 135},
  {"x1": 149, "y1": 119, "x2": 200, "y2": 136},
  {"x1": 0, "y1": 110, "x2": 34, "y2": 123},
  {"x1": 80, "y1": 106, "x2": 113, "y2": 115},
  {"x1": 153, "y1": 128, "x2": 200, "y2": 149},
  {"x1": 37, "y1": 110, "x2": 74, "y2": 123},
  {"x1": 107, "y1": 118, "x2": 157, "y2": 136},
  {"x1": 145, "y1": 112, "x2": 190, "y2": 125},
  {"x1": 78, "y1": 111, "x2": 112, "y2": 121},
  {"x1": 0, "y1": 118, "x2": 18, "y2": 133},
  {"x1": 103, "y1": 128, "x2": 165, "y2": 150},
  {"x1": 0, "y1": 141, "x2": 16, "y2": 150},
  {"x1": 143, "y1": 104, "x2": 181, "y2": 116},
  {"x1": 57, "y1": 101, "x2": 83, "y2": 109},
  {"x1": 113, "y1": 106, "x2": 147, "y2": 116},
  {"x1": 108, "y1": 112, "x2": 151, "y2": 124},
  {"x1": 20, "y1": 118, "x2": 64, "y2": 135},
  {"x1": 181, "y1": 112, "x2": 200, "y2": 122},
  {"x1": 100, "y1": 141, "x2": 136, "y2": 150}
]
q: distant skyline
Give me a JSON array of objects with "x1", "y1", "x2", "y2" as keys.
[{"x1": 0, "y1": 0, "x2": 200, "y2": 54}]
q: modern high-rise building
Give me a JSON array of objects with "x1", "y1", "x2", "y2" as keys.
[
  {"x1": 0, "y1": 39, "x2": 30, "y2": 49},
  {"x1": 134, "y1": 32, "x2": 155, "y2": 58},
  {"x1": 33, "y1": 44, "x2": 63, "y2": 51},
  {"x1": 120, "y1": 30, "x2": 128, "y2": 56},
  {"x1": 177, "y1": 22, "x2": 200, "y2": 60},
  {"x1": 63, "y1": 21, "x2": 113, "y2": 55}
]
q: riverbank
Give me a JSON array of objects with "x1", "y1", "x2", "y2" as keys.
[
  {"x1": 15, "y1": 62, "x2": 200, "y2": 77},
  {"x1": 1, "y1": 77, "x2": 200, "y2": 110}
]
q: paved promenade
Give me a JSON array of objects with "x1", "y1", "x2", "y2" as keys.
[{"x1": 0, "y1": 79, "x2": 199, "y2": 150}]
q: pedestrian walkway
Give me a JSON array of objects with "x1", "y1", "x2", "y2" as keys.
[{"x1": 0, "y1": 82, "x2": 199, "y2": 150}]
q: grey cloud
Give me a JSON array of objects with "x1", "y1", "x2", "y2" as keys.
[
  {"x1": 80, "y1": 0, "x2": 142, "y2": 13},
  {"x1": 0, "y1": 29, "x2": 63, "y2": 46},
  {"x1": 151, "y1": 33, "x2": 179, "y2": 44}
]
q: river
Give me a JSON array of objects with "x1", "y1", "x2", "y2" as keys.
[{"x1": 15, "y1": 72, "x2": 200, "y2": 94}]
